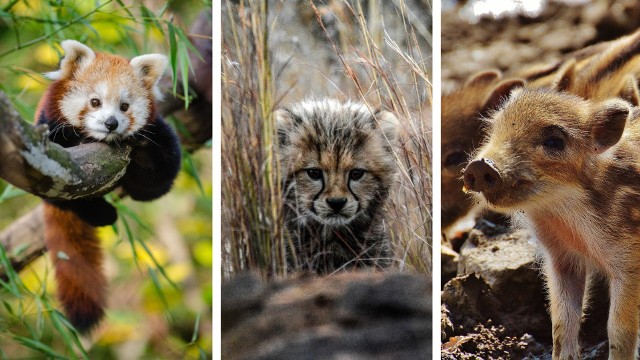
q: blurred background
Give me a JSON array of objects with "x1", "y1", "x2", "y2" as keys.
[{"x1": 0, "y1": 0, "x2": 212, "y2": 358}]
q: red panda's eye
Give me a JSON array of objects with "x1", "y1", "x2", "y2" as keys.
[
  {"x1": 90, "y1": 99, "x2": 101, "y2": 108},
  {"x1": 120, "y1": 103, "x2": 129, "y2": 112}
]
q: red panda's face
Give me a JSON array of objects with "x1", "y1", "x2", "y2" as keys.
[{"x1": 47, "y1": 40, "x2": 167, "y2": 142}]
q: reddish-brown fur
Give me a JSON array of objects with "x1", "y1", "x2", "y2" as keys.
[
  {"x1": 43, "y1": 204, "x2": 106, "y2": 332},
  {"x1": 36, "y1": 41, "x2": 179, "y2": 333}
]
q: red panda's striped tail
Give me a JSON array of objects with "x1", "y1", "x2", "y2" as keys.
[{"x1": 43, "y1": 202, "x2": 106, "y2": 333}]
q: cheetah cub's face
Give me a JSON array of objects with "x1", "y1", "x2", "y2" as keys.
[{"x1": 276, "y1": 100, "x2": 398, "y2": 228}]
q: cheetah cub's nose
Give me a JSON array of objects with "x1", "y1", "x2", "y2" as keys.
[
  {"x1": 463, "y1": 158, "x2": 503, "y2": 193},
  {"x1": 105, "y1": 116, "x2": 119, "y2": 132},
  {"x1": 326, "y1": 198, "x2": 347, "y2": 212}
]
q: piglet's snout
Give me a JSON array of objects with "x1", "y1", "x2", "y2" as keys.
[{"x1": 463, "y1": 158, "x2": 503, "y2": 193}]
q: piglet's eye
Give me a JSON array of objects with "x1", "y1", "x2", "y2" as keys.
[
  {"x1": 543, "y1": 136, "x2": 565, "y2": 151},
  {"x1": 120, "y1": 103, "x2": 129, "y2": 112},
  {"x1": 90, "y1": 98, "x2": 101, "y2": 108},
  {"x1": 541, "y1": 125, "x2": 567, "y2": 153},
  {"x1": 306, "y1": 168, "x2": 323, "y2": 180}
]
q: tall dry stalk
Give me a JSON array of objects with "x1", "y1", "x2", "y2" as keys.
[{"x1": 222, "y1": 0, "x2": 286, "y2": 278}]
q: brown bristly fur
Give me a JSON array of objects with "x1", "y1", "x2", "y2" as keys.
[
  {"x1": 464, "y1": 87, "x2": 640, "y2": 359},
  {"x1": 43, "y1": 203, "x2": 106, "y2": 333}
]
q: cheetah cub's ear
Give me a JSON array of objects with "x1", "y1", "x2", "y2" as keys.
[
  {"x1": 591, "y1": 98, "x2": 630, "y2": 153},
  {"x1": 130, "y1": 54, "x2": 168, "y2": 101},
  {"x1": 45, "y1": 40, "x2": 96, "y2": 81},
  {"x1": 274, "y1": 109, "x2": 294, "y2": 147},
  {"x1": 375, "y1": 110, "x2": 400, "y2": 144}
]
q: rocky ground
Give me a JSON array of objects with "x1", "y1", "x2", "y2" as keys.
[
  {"x1": 441, "y1": 1, "x2": 640, "y2": 357},
  {"x1": 441, "y1": 219, "x2": 611, "y2": 359}
]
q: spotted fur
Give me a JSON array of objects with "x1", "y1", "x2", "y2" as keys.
[{"x1": 276, "y1": 99, "x2": 399, "y2": 273}]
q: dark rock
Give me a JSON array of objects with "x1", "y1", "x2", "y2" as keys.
[{"x1": 222, "y1": 271, "x2": 431, "y2": 360}]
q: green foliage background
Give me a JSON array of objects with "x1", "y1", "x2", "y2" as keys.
[{"x1": 0, "y1": 1, "x2": 212, "y2": 358}]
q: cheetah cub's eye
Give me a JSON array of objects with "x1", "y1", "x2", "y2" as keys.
[
  {"x1": 541, "y1": 126, "x2": 567, "y2": 153},
  {"x1": 90, "y1": 98, "x2": 101, "y2": 108},
  {"x1": 349, "y1": 169, "x2": 365, "y2": 181},
  {"x1": 306, "y1": 168, "x2": 323, "y2": 180},
  {"x1": 120, "y1": 103, "x2": 129, "y2": 112}
]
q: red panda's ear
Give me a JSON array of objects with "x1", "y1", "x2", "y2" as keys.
[
  {"x1": 46, "y1": 40, "x2": 95, "y2": 80},
  {"x1": 130, "y1": 54, "x2": 168, "y2": 101}
]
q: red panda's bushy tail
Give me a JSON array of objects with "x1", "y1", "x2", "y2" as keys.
[{"x1": 43, "y1": 202, "x2": 106, "y2": 333}]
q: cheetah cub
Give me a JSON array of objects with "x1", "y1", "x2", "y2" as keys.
[{"x1": 275, "y1": 99, "x2": 399, "y2": 274}]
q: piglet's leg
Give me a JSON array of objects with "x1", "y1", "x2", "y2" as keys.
[
  {"x1": 546, "y1": 256, "x2": 585, "y2": 360},
  {"x1": 607, "y1": 272, "x2": 640, "y2": 360}
]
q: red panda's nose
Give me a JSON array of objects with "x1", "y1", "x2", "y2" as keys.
[{"x1": 105, "y1": 116, "x2": 118, "y2": 132}]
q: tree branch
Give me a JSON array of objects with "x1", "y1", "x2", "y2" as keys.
[{"x1": 0, "y1": 91, "x2": 131, "y2": 200}]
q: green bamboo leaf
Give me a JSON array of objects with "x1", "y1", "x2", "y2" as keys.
[
  {"x1": 0, "y1": 184, "x2": 27, "y2": 203},
  {"x1": 0, "y1": 245, "x2": 21, "y2": 296},
  {"x1": 48, "y1": 309, "x2": 89, "y2": 359},
  {"x1": 139, "y1": 5, "x2": 164, "y2": 36},
  {"x1": 168, "y1": 22, "x2": 178, "y2": 93},
  {"x1": 114, "y1": 0, "x2": 135, "y2": 20},
  {"x1": 12, "y1": 335, "x2": 67, "y2": 359},
  {"x1": 147, "y1": 268, "x2": 173, "y2": 321},
  {"x1": 2, "y1": 301, "x2": 14, "y2": 316},
  {"x1": 190, "y1": 312, "x2": 201, "y2": 343},
  {"x1": 135, "y1": 234, "x2": 178, "y2": 289},
  {"x1": 34, "y1": 298, "x2": 43, "y2": 339},
  {"x1": 167, "y1": 114, "x2": 194, "y2": 141},
  {"x1": 178, "y1": 42, "x2": 191, "y2": 108},
  {"x1": 174, "y1": 26, "x2": 204, "y2": 62},
  {"x1": 183, "y1": 151, "x2": 205, "y2": 196}
]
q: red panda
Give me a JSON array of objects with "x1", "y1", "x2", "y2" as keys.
[{"x1": 37, "y1": 40, "x2": 182, "y2": 332}]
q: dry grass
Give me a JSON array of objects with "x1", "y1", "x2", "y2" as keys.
[{"x1": 222, "y1": 0, "x2": 431, "y2": 278}]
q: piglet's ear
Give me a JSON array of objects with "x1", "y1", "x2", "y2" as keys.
[
  {"x1": 465, "y1": 70, "x2": 501, "y2": 87},
  {"x1": 45, "y1": 40, "x2": 95, "y2": 80},
  {"x1": 619, "y1": 75, "x2": 640, "y2": 107},
  {"x1": 130, "y1": 54, "x2": 168, "y2": 100},
  {"x1": 592, "y1": 99, "x2": 630, "y2": 153},
  {"x1": 481, "y1": 79, "x2": 525, "y2": 115},
  {"x1": 553, "y1": 59, "x2": 576, "y2": 92}
]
